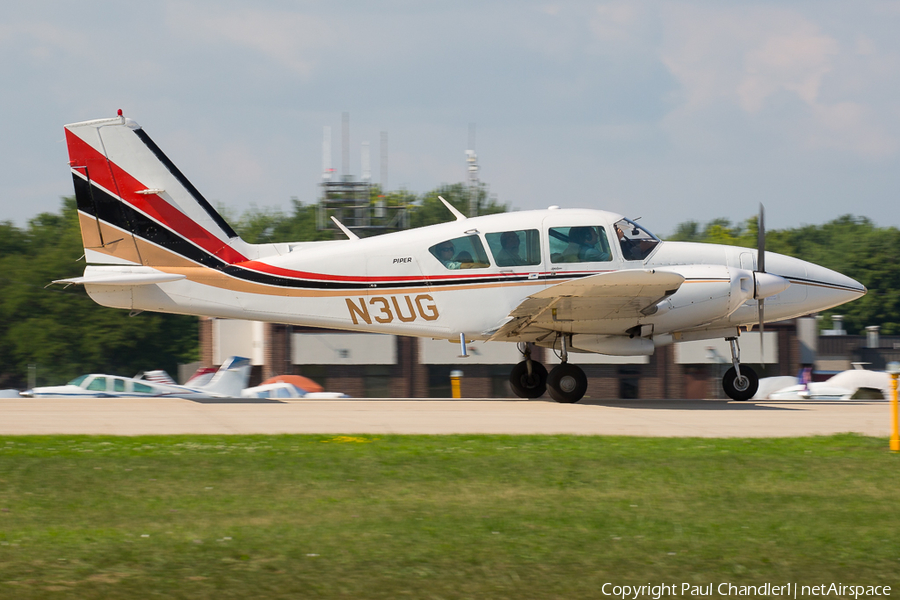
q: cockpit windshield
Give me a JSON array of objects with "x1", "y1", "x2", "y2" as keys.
[{"x1": 613, "y1": 218, "x2": 660, "y2": 261}]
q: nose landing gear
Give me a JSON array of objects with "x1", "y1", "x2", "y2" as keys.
[{"x1": 722, "y1": 337, "x2": 759, "y2": 401}]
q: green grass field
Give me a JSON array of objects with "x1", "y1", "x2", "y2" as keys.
[{"x1": 1, "y1": 434, "x2": 898, "y2": 599}]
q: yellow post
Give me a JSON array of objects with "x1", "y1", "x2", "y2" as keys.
[
  {"x1": 450, "y1": 370, "x2": 463, "y2": 399},
  {"x1": 888, "y1": 362, "x2": 900, "y2": 452}
]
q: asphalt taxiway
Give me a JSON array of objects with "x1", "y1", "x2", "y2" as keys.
[{"x1": 0, "y1": 397, "x2": 891, "y2": 437}]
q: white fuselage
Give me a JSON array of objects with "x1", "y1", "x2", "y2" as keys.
[{"x1": 80, "y1": 208, "x2": 865, "y2": 351}]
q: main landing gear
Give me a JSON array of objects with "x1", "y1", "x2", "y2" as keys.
[
  {"x1": 722, "y1": 337, "x2": 759, "y2": 401},
  {"x1": 509, "y1": 338, "x2": 588, "y2": 404}
]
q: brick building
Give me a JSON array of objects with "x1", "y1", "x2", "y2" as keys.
[{"x1": 199, "y1": 317, "x2": 814, "y2": 399}]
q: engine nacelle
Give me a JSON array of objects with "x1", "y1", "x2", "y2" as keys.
[{"x1": 571, "y1": 334, "x2": 655, "y2": 356}]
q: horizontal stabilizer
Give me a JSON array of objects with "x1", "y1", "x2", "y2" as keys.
[{"x1": 53, "y1": 267, "x2": 185, "y2": 286}]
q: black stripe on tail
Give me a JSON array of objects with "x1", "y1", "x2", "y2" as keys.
[{"x1": 132, "y1": 128, "x2": 239, "y2": 240}]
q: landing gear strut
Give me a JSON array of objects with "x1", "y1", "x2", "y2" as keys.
[
  {"x1": 547, "y1": 334, "x2": 587, "y2": 403},
  {"x1": 509, "y1": 338, "x2": 589, "y2": 403},
  {"x1": 509, "y1": 343, "x2": 547, "y2": 399},
  {"x1": 722, "y1": 337, "x2": 758, "y2": 401}
]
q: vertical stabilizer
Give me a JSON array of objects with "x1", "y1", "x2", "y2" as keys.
[
  {"x1": 198, "y1": 356, "x2": 251, "y2": 397},
  {"x1": 64, "y1": 112, "x2": 246, "y2": 269}
]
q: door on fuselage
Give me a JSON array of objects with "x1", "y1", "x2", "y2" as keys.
[{"x1": 541, "y1": 216, "x2": 618, "y2": 277}]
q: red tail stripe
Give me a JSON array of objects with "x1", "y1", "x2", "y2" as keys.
[{"x1": 65, "y1": 129, "x2": 248, "y2": 264}]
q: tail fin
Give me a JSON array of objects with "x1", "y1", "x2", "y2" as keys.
[
  {"x1": 64, "y1": 112, "x2": 246, "y2": 269},
  {"x1": 197, "y1": 356, "x2": 251, "y2": 397}
]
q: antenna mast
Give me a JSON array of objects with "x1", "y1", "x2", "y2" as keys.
[{"x1": 466, "y1": 123, "x2": 479, "y2": 217}]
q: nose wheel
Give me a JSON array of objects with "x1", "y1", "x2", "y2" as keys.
[
  {"x1": 723, "y1": 366, "x2": 758, "y2": 401},
  {"x1": 722, "y1": 336, "x2": 759, "y2": 401}
]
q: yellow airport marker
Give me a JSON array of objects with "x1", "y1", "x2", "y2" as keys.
[
  {"x1": 450, "y1": 370, "x2": 463, "y2": 399},
  {"x1": 888, "y1": 362, "x2": 900, "y2": 452}
]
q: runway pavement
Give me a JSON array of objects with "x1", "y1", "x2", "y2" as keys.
[{"x1": 0, "y1": 397, "x2": 892, "y2": 437}]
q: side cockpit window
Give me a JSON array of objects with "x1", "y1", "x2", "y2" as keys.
[
  {"x1": 485, "y1": 229, "x2": 541, "y2": 267},
  {"x1": 614, "y1": 218, "x2": 660, "y2": 261},
  {"x1": 429, "y1": 235, "x2": 491, "y2": 270},
  {"x1": 549, "y1": 226, "x2": 612, "y2": 263}
]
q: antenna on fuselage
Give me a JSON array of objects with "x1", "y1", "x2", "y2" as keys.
[
  {"x1": 330, "y1": 216, "x2": 360, "y2": 240},
  {"x1": 438, "y1": 196, "x2": 467, "y2": 222}
]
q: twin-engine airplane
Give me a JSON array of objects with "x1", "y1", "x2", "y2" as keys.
[{"x1": 58, "y1": 112, "x2": 866, "y2": 403}]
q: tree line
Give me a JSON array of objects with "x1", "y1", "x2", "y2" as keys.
[{"x1": 0, "y1": 186, "x2": 894, "y2": 389}]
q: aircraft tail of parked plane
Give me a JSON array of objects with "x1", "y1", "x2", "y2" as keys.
[
  {"x1": 198, "y1": 356, "x2": 253, "y2": 397},
  {"x1": 57, "y1": 112, "x2": 867, "y2": 403}
]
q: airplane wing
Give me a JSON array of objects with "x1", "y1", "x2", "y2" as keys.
[{"x1": 488, "y1": 269, "x2": 684, "y2": 340}]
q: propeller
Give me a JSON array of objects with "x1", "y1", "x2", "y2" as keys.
[
  {"x1": 756, "y1": 204, "x2": 766, "y2": 357},
  {"x1": 752, "y1": 204, "x2": 790, "y2": 358}
]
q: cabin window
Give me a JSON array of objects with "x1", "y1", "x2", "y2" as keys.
[
  {"x1": 428, "y1": 235, "x2": 490, "y2": 270},
  {"x1": 113, "y1": 378, "x2": 126, "y2": 392},
  {"x1": 133, "y1": 382, "x2": 153, "y2": 394},
  {"x1": 614, "y1": 218, "x2": 660, "y2": 261},
  {"x1": 86, "y1": 377, "x2": 107, "y2": 391},
  {"x1": 548, "y1": 226, "x2": 612, "y2": 263},
  {"x1": 485, "y1": 229, "x2": 541, "y2": 267}
]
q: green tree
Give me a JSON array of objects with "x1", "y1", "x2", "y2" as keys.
[
  {"x1": 409, "y1": 183, "x2": 507, "y2": 229},
  {"x1": 0, "y1": 198, "x2": 198, "y2": 388}
]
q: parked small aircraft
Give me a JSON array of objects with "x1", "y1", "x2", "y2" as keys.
[
  {"x1": 57, "y1": 112, "x2": 866, "y2": 402},
  {"x1": 241, "y1": 382, "x2": 349, "y2": 399},
  {"x1": 758, "y1": 368, "x2": 891, "y2": 401},
  {"x1": 21, "y1": 356, "x2": 250, "y2": 399}
]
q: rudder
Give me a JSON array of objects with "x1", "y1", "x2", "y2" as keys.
[{"x1": 65, "y1": 112, "x2": 245, "y2": 270}]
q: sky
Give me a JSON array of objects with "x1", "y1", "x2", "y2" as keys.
[{"x1": 2, "y1": 1, "x2": 899, "y2": 236}]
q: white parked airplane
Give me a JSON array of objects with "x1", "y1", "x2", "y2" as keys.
[
  {"x1": 21, "y1": 356, "x2": 251, "y2": 399},
  {"x1": 56, "y1": 112, "x2": 866, "y2": 403}
]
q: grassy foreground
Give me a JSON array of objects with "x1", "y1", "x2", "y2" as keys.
[{"x1": 0, "y1": 434, "x2": 898, "y2": 599}]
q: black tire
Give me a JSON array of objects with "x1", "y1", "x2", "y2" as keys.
[
  {"x1": 547, "y1": 363, "x2": 588, "y2": 404},
  {"x1": 722, "y1": 366, "x2": 758, "y2": 401},
  {"x1": 509, "y1": 360, "x2": 547, "y2": 398}
]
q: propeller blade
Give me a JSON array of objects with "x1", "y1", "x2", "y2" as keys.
[
  {"x1": 758, "y1": 298, "x2": 765, "y2": 360},
  {"x1": 757, "y1": 203, "x2": 766, "y2": 274},
  {"x1": 757, "y1": 203, "x2": 766, "y2": 362}
]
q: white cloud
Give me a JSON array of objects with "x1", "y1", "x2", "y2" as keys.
[
  {"x1": 165, "y1": 2, "x2": 334, "y2": 77},
  {"x1": 737, "y1": 22, "x2": 838, "y2": 112},
  {"x1": 660, "y1": 3, "x2": 896, "y2": 158},
  {"x1": 589, "y1": 3, "x2": 645, "y2": 45},
  {"x1": 806, "y1": 102, "x2": 897, "y2": 157}
]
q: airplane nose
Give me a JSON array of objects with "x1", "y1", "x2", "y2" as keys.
[
  {"x1": 763, "y1": 252, "x2": 866, "y2": 315},
  {"x1": 804, "y1": 261, "x2": 867, "y2": 304}
]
